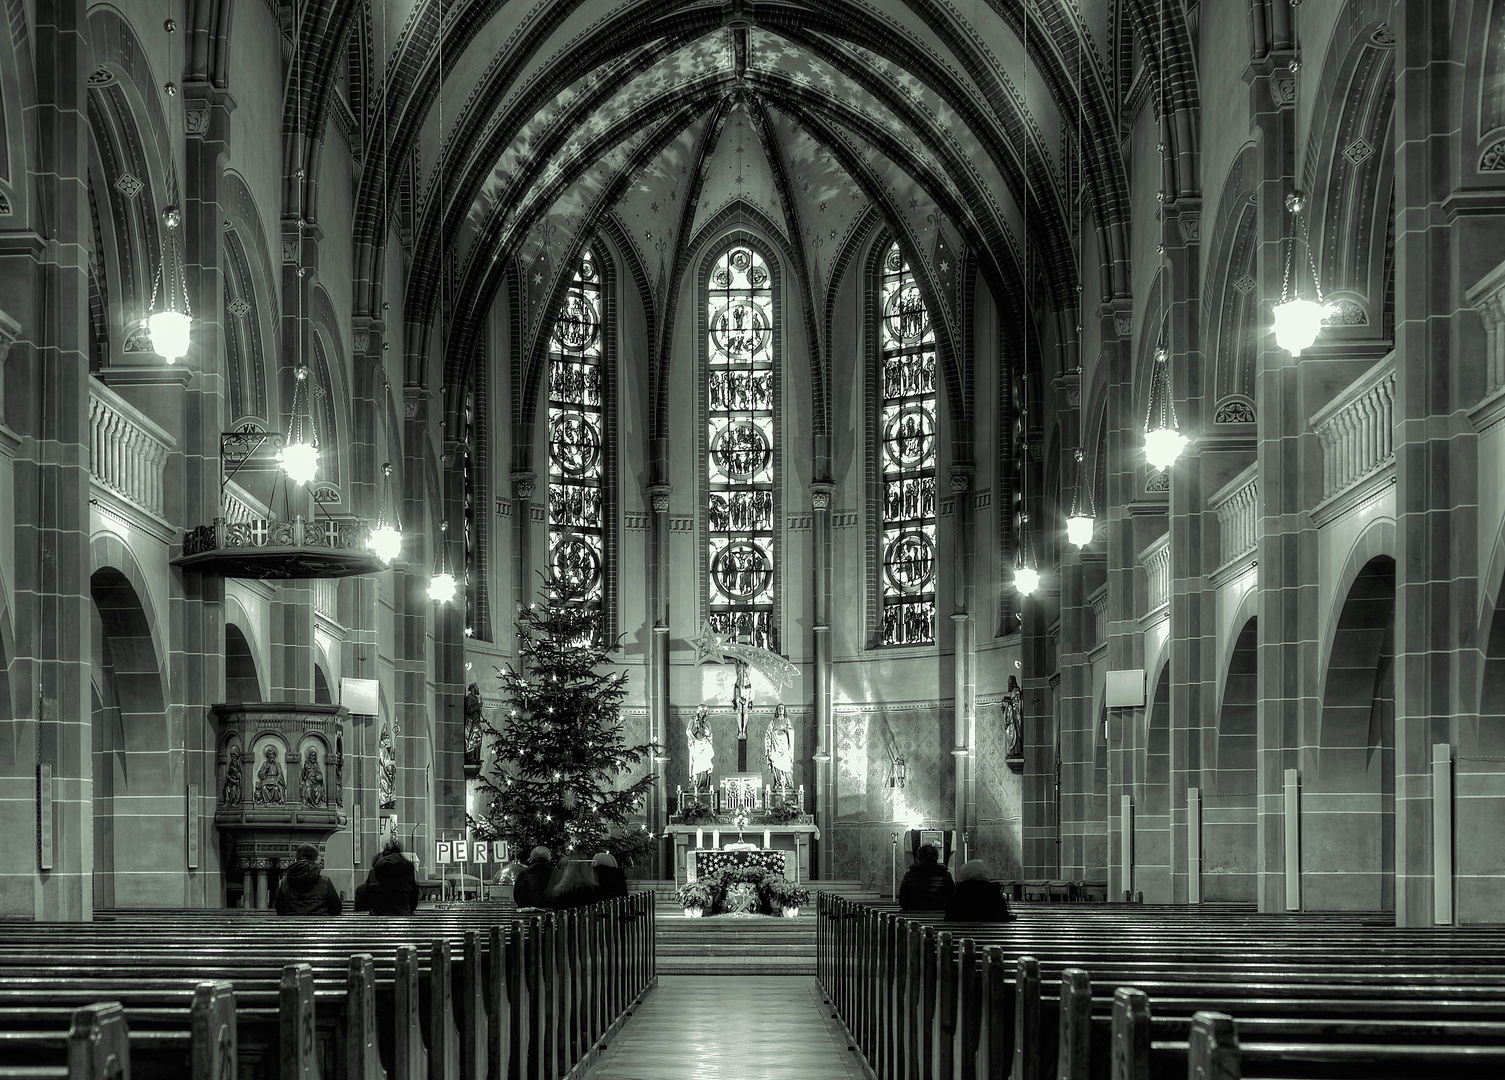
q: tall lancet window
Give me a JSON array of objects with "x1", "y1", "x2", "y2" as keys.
[
  {"x1": 547, "y1": 248, "x2": 606, "y2": 616},
  {"x1": 877, "y1": 241, "x2": 938, "y2": 645},
  {"x1": 706, "y1": 243, "x2": 777, "y2": 650}
]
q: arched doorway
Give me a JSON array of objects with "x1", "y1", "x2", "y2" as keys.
[
  {"x1": 1134, "y1": 665, "x2": 1172, "y2": 901},
  {"x1": 225, "y1": 624, "x2": 261, "y2": 703},
  {"x1": 1205, "y1": 618, "x2": 1257, "y2": 902},
  {"x1": 1308, "y1": 556, "x2": 1395, "y2": 911},
  {"x1": 90, "y1": 567, "x2": 172, "y2": 908}
]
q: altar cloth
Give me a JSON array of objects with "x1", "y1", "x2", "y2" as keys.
[{"x1": 688, "y1": 847, "x2": 787, "y2": 881}]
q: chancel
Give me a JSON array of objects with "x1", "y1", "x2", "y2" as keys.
[{"x1": 3, "y1": 0, "x2": 1505, "y2": 1077}]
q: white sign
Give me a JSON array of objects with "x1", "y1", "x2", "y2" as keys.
[
  {"x1": 435, "y1": 840, "x2": 510, "y2": 865},
  {"x1": 341, "y1": 677, "x2": 380, "y2": 715}
]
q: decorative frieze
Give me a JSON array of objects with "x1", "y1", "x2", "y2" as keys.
[
  {"x1": 1210, "y1": 464, "x2": 1259, "y2": 569},
  {"x1": 1311, "y1": 353, "x2": 1395, "y2": 501},
  {"x1": 1468, "y1": 259, "x2": 1505, "y2": 396},
  {"x1": 89, "y1": 379, "x2": 175, "y2": 519}
]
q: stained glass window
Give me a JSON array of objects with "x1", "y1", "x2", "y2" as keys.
[
  {"x1": 878, "y1": 241, "x2": 937, "y2": 645},
  {"x1": 547, "y1": 248, "x2": 605, "y2": 610},
  {"x1": 707, "y1": 244, "x2": 777, "y2": 650}
]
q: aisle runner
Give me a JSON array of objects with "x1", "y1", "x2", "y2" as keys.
[{"x1": 584, "y1": 975, "x2": 863, "y2": 1079}]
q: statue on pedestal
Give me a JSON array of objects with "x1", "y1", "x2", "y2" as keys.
[
  {"x1": 688, "y1": 705, "x2": 714, "y2": 793},
  {"x1": 255, "y1": 745, "x2": 286, "y2": 806},
  {"x1": 765, "y1": 702, "x2": 794, "y2": 792},
  {"x1": 301, "y1": 747, "x2": 326, "y2": 807},
  {"x1": 221, "y1": 747, "x2": 242, "y2": 806},
  {"x1": 1002, "y1": 675, "x2": 1024, "y2": 768},
  {"x1": 732, "y1": 660, "x2": 754, "y2": 739}
]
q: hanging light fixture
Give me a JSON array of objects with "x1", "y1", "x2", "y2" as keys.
[
  {"x1": 1066, "y1": 448, "x2": 1095, "y2": 547},
  {"x1": 147, "y1": 206, "x2": 192, "y2": 364},
  {"x1": 429, "y1": 520, "x2": 458, "y2": 603},
  {"x1": 277, "y1": 366, "x2": 320, "y2": 485},
  {"x1": 1143, "y1": 346, "x2": 1188, "y2": 472},
  {"x1": 1015, "y1": 513, "x2": 1042, "y2": 597},
  {"x1": 1271, "y1": 192, "x2": 1335, "y2": 357},
  {"x1": 367, "y1": 461, "x2": 403, "y2": 564}
]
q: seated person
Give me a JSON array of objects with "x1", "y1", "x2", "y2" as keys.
[
  {"x1": 276, "y1": 843, "x2": 342, "y2": 916},
  {"x1": 544, "y1": 858, "x2": 600, "y2": 909},
  {"x1": 898, "y1": 844, "x2": 954, "y2": 911},
  {"x1": 945, "y1": 860, "x2": 1016, "y2": 922},
  {"x1": 354, "y1": 840, "x2": 419, "y2": 915},
  {"x1": 592, "y1": 851, "x2": 629, "y2": 901},
  {"x1": 513, "y1": 846, "x2": 554, "y2": 909}
]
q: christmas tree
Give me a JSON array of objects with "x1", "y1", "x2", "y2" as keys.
[{"x1": 470, "y1": 577, "x2": 659, "y2": 865}]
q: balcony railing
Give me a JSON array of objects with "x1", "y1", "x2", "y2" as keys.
[
  {"x1": 1140, "y1": 534, "x2": 1172, "y2": 618},
  {"x1": 89, "y1": 380, "x2": 174, "y2": 518},
  {"x1": 1210, "y1": 465, "x2": 1259, "y2": 568},
  {"x1": 1312, "y1": 354, "x2": 1396, "y2": 502}
]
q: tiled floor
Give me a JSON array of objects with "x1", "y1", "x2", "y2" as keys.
[{"x1": 585, "y1": 975, "x2": 866, "y2": 1079}]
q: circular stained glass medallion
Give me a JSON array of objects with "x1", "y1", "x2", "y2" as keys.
[
  {"x1": 884, "y1": 283, "x2": 930, "y2": 345},
  {"x1": 710, "y1": 301, "x2": 770, "y2": 359},
  {"x1": 711, "y1": 421, "x2": 772, "y2": 479},
  {"x1": 712, "y1": 541, "x2": 773, "y2": 601},
  {"x1": 551, "y1": 534, "x2": 602, "y2": 593},
  {"x1": 548, "y1": 412, "x2": 601, "y2": 475},
  {"x1": 882, "y1": 405, "x2": 935, "y2": 469},
  {"x1": 884, "y1": 531, "x2": 936, "y2": 592},
  {"x1": 553, "y1": 293, "x2": 599, "y2": 351}
]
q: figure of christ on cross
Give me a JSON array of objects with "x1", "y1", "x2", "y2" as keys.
[{"x1": 732, "y1": 660, "x2": 754, "y2": 771}]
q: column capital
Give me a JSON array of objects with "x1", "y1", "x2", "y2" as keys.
[
  {"x1": 510, "y1": 470, "x2": 537, "y2": 500},
  {"x1": 182, "y1": 81, "x2": 236, "y2": 144},
  {"x1": 648, "y1": 483, "x2": 673, "y2": 513},
  {"x1": 1097, "y1": 299, "x2": 1134, "y2": 341},
  {"x1": 809, "y1": 482, "x2": 833, "y2": 510},
  {"x1": 949, "y1": 468, "x2": 973, "y2": 493}
]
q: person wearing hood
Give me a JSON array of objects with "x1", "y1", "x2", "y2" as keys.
[
  {"x1": 275, "y1": 843, "x2": 342, "y2": 915},
  {"x1": 354, "y1": 840, "x2": 420, "y2": 915},
  {"x1": 944, "y1": 860, "x2": 1015, "y2": 922},
  {"x1": 513, "y1": 846, "x2": 554, "y2": 909},
  {"x1": 898, "y1": 844, "x2": 954, "y2": 910},
  {"x1": 592, "y1": 851, "x2": 628, "y2": 901}
]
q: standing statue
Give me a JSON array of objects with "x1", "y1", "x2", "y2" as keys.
[
  {"x1": 254, "y1": 744, "x2": 286, "y2": 806},
  {"x1": 220, "y1": 746, "x2": 242, "y2": 805},
  {"x1": 688, "y1": 705, "x2": 715, "y2": 793},
  {"x1": 732, "y1": 660, "x2": 754, "y2": 739},
  {"x1": 378, "y1": 725, "x2": 397, "y2": 810},
  {"x1": 464, "y1": 682, "x2": 485, "y2": 762},
  {"x1": 1002, "y1": 675, "x2": 1024, "y2": 760},
  {"x1": 300, "y1": 747, "x2": 327, "y2": 807},
  {"x1": 765, "y1": 702, "x2": 794, "y2": 793}
]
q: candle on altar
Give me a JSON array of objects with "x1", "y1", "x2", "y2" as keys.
[
  {"x1": 696, "y1": 828, "x2": 703, "y2": 849},
  {"x1": 712, "y1": 830, "x2": 721, "y2": 849},
  {"x1": 763, "y1": 829, "x2": 771, "y2": 849},
  {"x1": 798, "y1": 784, "x2": 805, "y2": 810},
  {"x1": 677, "y1": 785, "x2": 683, "y2": 807}
]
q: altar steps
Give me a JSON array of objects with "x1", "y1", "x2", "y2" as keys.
[{"x1": 656, "y1": 912, "x2": 818, "y2": 974}]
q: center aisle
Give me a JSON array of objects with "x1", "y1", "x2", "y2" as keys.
[{"x1": 584, "y1": 975, "x2": 865, "y2": 1079}]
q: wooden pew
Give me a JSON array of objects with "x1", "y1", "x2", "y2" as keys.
[{"x1": 0, "y1": 1003, "x2": 131, "y2": 1080}]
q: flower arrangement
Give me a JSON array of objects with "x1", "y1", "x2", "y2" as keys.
[
  {"x1": 676, "y1": 802, "x2": 722, "y2": 826},
  {"x1": 762, "y1": 802, "x2": 804, "y2": 825},
  {"x1": 674, "y1": 880, "x2": 715, "y2": 913},
  {"x1": 762, "y1": 875, "x2": 811, "y2": 911}
]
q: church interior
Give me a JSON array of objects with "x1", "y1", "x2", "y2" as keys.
[{"x1": 3, "y1": 0, "x2": 1505, "y2": 1075}]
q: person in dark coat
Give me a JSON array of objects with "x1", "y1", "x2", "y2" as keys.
[
  {"x1": 945, "y1": 860, "x2": 1015, "y2": 922},
  {"x1": 898, "y1": 844, "x2": 954, "y2": 911},
  {"x1": 592, "y1": 851, "x2": 628, "y2": 901},
  {"x1": 354, "y1": 841, "x2": 420, "y2": 915},
  {"x1": 513, "y1": 846, "x2": 553, "y2": 909},
  {"x1": 544, "y1": 859, "x2": 600, "y2": 909},
  {"x1": 276, "y1": 843, "x2": 342, "y2": 915}
]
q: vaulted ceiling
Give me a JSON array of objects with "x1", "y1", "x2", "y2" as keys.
[{"x1": 325, "y1": 0, "x2": 1189, "y2": 409}]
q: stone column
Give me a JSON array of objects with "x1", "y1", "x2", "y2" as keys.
[
  {"x1": 511, "y1": 471, "x2": 537, "y2": 613},
  {"x1": 647, "y1": 483, "x2": 671, "y2": 876},
  {"x1": 1055, "y1": 367, "x2": 1095, "y2": 880},
  {"x1": 1099, "y1": 300, "x2": 1143, "y2": 901},
  {"x1": 950, "y1": 468, "x2": 978, "y2": 854},
  {"x1": 810, "y1": 482, "x2": 834, "y2": 878},
  {"x1": 1246, "y1": 46, "x2": 1313, "y2": 914},
  {"x1": 1161, "y1": 197, "x2": 1209, "y2": 905},
  {"x1": 433, "y1": 441, "x2": 467, "y2": 836},
  {"x1": 396, "y1": 386, "x2": 434, "y2": 859},
  {"x1": 0, "y1": 0, "x2": 95, "y2": 919}
]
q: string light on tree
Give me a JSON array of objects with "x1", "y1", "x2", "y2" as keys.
[{"x1": 277, "y1": 367, "x2": 320, "y2": 485}]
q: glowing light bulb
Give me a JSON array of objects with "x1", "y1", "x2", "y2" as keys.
[
  {"x1": 1271, "y1": 297, "x2": 1335, "y2": 357},
  {"x1": 278, "y1": 441, "x2": 319, "y2": 486},
  {"x1": 367, "y1": 523, "x2": 402, "y2": 564},
  {"x1": 1014, "y1": 565, "x2": 1041, "y2": 597},
  {"x1": 1143, "y1": 427, "x2": 1189, "y2": 473},
  {"x1": 428, "y1": 571, "x2": 457, "y2": 603},
  {"x1": 1066, "y1": 514, "x2": 1095, "y2": 548},
  {"x1": 148, "y1": 310, "x2": 191, "y2": 364}
]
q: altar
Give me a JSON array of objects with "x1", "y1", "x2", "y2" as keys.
[
  {"x1": 687, "y1": 847, "x2": 785, "y2": 881},
  {"x1": 665, "y1": 821, "x2": 820, "y2": 887}
]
